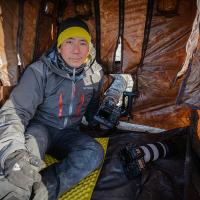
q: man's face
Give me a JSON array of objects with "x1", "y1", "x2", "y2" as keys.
[{"x1": 58, "y1": 37, "x2": 89, "y2": 68}]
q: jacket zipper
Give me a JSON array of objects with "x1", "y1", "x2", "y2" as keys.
[{"x1": 64, "y1": 68, "x2": 76, "y2": 126}]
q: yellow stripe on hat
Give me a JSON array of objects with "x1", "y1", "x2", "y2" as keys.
[{"x1": 57, "y1": 27, "x2": 91, "y2": 47}]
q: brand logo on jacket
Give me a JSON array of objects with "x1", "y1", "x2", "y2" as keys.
[{"x1": 83, "y1": 86, "x2": 93, "y2": 90}]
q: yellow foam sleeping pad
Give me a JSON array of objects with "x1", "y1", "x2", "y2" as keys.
[{"x1": 44, "y1": 138, "x2": 109, "y2": 200}]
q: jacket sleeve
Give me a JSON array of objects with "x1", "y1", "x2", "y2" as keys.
[{"x1": 0, "y1": 62, "x2": 45, "y2": 170}]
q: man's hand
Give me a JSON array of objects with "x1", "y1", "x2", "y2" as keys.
[{"x1": 4, "y1": 150, "x2": 45, "y2": 194}]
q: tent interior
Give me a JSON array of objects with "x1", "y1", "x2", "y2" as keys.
[{"x1": 1, "y1": 0, "x2": 200, "y2": 199}]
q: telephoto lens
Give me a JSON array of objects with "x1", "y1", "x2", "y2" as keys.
[
  {"x1": 140, "y1": 141, "x2": 170, "y2": 163},
  {"x1": 120, "y1": 141, "x2": 172, "y2": 179}
]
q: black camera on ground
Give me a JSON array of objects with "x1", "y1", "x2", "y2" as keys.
[
  {"x1": 120, "y1": 141, "x2": 171, "y2": 179},
  {"x1": 120, "y1": 144, "x2": 146, "y2": 179}
]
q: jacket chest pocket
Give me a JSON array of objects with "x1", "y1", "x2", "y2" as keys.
[
  {"x1": 73, "y1": 88, "x2": 94, "y2": 116},
  {"x1": 41, "y1": 92, "x2": 69, "y2": 117}
]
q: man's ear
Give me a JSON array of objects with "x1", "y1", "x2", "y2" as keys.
[{"x1": 57, "y1": 47, "x2": 61, "y2": 53}]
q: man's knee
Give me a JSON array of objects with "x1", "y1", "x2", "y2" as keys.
[
  {"x1": 88, "y1": 141, "x2": 104, "y2": 170},
  {"x1": 72, "y1": 139, "x2": 104, "y2": 172},
  {"x1": 25, "y1": 123, "x2": 49, "y2": 159}
]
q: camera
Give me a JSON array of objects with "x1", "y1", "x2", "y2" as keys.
[
  {"x1": 94, "y1": 99, "x2": 122, "y2": 129},
  {"x1": 120, "y1": 141, "x2": 171, "y2": 179}
]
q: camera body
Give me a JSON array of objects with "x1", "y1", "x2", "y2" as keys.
[
  {"x1": 120, "y1": 144, "x2": 146, "y2": 179},
  {"x1": 119, "y1": 141, "x2": 171, "y2": 179},
  {"x1": 94, "y1": 90, "x2": 138, "y2": 129},
  {"x1": 93, "y1": 73, "x2": 137, "y2": 129},
  {"x1": 94, "y1": 100, "x2": 122, "y2": 129}
]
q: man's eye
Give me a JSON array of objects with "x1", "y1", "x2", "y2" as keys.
[
  {"x1": 80, "y1": 42, "x2": 87, "y2": 46},
  {"x1": 66, "y1": 40, "x2": 73, "y2": 44}
]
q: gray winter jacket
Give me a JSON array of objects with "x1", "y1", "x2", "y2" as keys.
[
  {"x1": 0, "y1": 45, "x2": 127, "y2": 171},
  {"x1": 0, "y1": 44, "x2": 104, "y2": 169}
]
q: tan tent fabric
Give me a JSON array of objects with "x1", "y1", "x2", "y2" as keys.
[
  {"x1": 29, "y1": 0, "x2": 57, "y2": 61},
  {"x1": 177, "y1": 40, "x2": 200, "y2": 108},
  {"x1": 21, "y1": 0, "x2": 41, "y2": 67},
  {"x1": 0, "y1": 0, "x2": 18, "y2": 86},
  {"x1": 177, "y1": 0, "x2": 200, "y2": 78},
  {"x1": 123, "y1": 0, "x2": 147, "y2": 72},
  {"x1": 100, "y1": 0, "x2": 147, "y2": 72},
  {"x1": 0, "y1": 86, "x2": 13, "y2": 105},
  {"x1": 128, "y1": 0, "x2": 196, "y2": 129}
]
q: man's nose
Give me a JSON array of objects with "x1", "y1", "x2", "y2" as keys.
[{"x1": 73, "y1": 43, "x2": 80, "y2": 53}]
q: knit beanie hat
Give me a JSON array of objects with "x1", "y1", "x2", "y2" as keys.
[{"x1": 57, "y1": 17, "x2": 91, "y2": 47}]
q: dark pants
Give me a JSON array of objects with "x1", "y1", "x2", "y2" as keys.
[{"x1": 24, "y1": 121, "x2": 104, "y2": 200}]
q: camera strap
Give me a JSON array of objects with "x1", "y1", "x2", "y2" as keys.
[{"x1": 17, "y1": 0, "x2": 25, "y2": 74}]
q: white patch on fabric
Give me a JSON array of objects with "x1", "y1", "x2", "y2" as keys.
[
  {"x1": 85, "y1": 68, "x2": 93, "y2": 76},
  {"x1": 83, "y1": 76, "x2": 92, "y2": 86},
  {"x1": 83, "y1": 86, "x2": 93, "y2": 90},
  {"x1": 12, "y1": 163, "x2": 21, "y2": 171},
  {"x1": 91, "y1": 62, "x2": 102, "y2": 72},
  {"x1": 91, "y1": 73, "x2": 101, "y2": 84}
]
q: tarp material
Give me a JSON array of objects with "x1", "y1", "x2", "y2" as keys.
[
  {"x1": 21, "y1": 0, "x2": 41, "y2": 66},
  {"x1": 0, "y1": 0, "x2": 18, "y2": 86},
  {"x1": 129, "y1": 0, "x2": 196, "y2": 130},
  {"x1": 100, "y1": 0, "x2": 147, "y2": 73},
  {"x1": 28, "y1": 0, "x2": 57, "y2": 62},
  {"x1": 177, "y1": 39, "x2": 200, "y2": 109},
  {"x1": 176, "y1": 0, "x2": 200, "y2": 78}
]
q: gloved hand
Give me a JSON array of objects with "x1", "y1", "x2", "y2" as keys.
[{"x1": 4, "y1": 150, "x2": 46, "y2": 195}]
